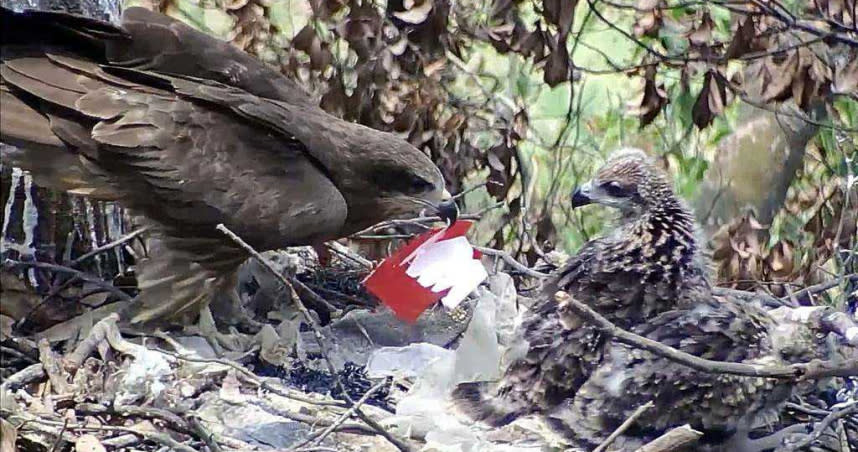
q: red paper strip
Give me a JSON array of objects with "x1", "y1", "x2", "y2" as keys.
[{"x1": 364, "y1": 221, "x2": 475, "y2": 322}]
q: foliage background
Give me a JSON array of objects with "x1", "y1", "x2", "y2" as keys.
[{"x1": 2, "y1": 0, "x2": 856, "y2": 308}]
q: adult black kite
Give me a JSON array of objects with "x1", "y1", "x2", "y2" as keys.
[{"x1": 0, "y1": 6, "x2": 451, "y2": 326}]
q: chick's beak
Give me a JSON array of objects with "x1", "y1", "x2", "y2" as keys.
[
  {"x1": 571, "y1": 183, "x2": 593, "y2": 209},
  {"x1": 437, "y1": 189, "x2": 459, "y2": 224}
]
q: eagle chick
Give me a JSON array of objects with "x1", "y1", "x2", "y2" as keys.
[
  {"x1": 455, "y1": 149, "x2": 796, "y2": 451},
  {"x1": 452, "y1": 148, "x2": 708, "y2": 426}
]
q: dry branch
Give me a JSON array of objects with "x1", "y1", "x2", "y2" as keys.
[
  {"x1": 634, "y1": 425, "x2": 703, "y2": 452},
  {"x1": 594, "y1": 401, "x2": 654, "y2": 452},
  {"x1": 216, "y1": 223, "x2": 414, "y2": 452},
  {"x1": 785, "y1": 400, "x2": 858, "y2": 451},
  {"x1": 555, "y1": 291, "x2": 858, "y2": 379}
]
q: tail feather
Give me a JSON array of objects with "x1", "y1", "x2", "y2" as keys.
[{"x1": 451, "y1": 382, "x2": 524, "y2": 427}]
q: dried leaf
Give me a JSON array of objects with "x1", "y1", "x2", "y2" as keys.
[
  {"x1": 692, "y1": 70, "x2": 727, "y2": 129},
  {"x1": 1, "y1": 419, "x2": 16, "y2": 452},
  {"x1": 761, "y1": 51, "x2": 798, "y2": 102},
  {"x1": 724, "y1": 17, "x2": 756, "y2": 59},
  {"x1": 393, "y1": 0, "x2": 434, "y2": 24},
  {"x1": 486, "y1": 143, "x2": 514, "y2": 200},
  {"x1": 520, "y1": 22, "x2": 547, "y2": 60},
  {"x1": 766, "y1": 240, "x2": 795, "y2": 277},
  {"x1": 543, "y1": 0, "x2": 577, "y2": 37},
  {"x1": 633, "y1": 65, "x2": 668, "y2": 127},
  {"x1": 543, "y1": 34, "x2": 570, "y2": 87},
  {"x1": 688, "y1": 11, "x2": 714, "y2": 46},
  {"x1": 291, "y1": 24, "x2": 316, "y2": 53},
  {"x1": 633, "y1": 0, "x2": 662, "y2": 37}
]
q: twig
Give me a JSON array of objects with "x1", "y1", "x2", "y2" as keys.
[
  {"x1": 785, "y1": 400, "x2": 858, "y2": 451},
  {"x1": 635, "y1": 424, "x2": 703, "y2": 452},
  {"x1": 0, "y1": 363, "x2": 45, "y2": 392},
  {"x1": 594, "y1": 401, "x2": 654, "y2": 452},
  {"x1": 787, "y1": 273, "x2": 857, "y2": 302},
  {"x1": 3, "y1": 259, "x2": 132, "y2": 301},
  {"x1": 292, "y1": 380, "x2": 388, "y2": 450},
  {"x1": 11, "y1": 414, "x2": 199, "y2": 452},
  {"x1": 152, "y1": 346, "x2": 349, "y2": 408},
  {"x1": 473, "y1": 246, "x2": 549, "y2": 278},
  {"x1": 325, "y1": 241, "x2": 372, "y2": 269},
  {"x1": 555, "y1": 291, "x2": 858, "y2": 379},
  {"x1": 189, "y1": 416, "x2": 224, "y2": 452},
  {"x1": 289, "y1": 274, "x2": 341, "y2": 315},
  {"x1": 350, "y1": 209, "x2": 494, "y2": 237},
  {"x1": 76, "y1": 403, "x2": 193, "y2": 436},
  {"x1": 251, "y1": 398, "x2": 379, "y2": 436},
  {"x1": 216, "y1": 224, "x2": 414, "y2": 452},
  {"x1": 48, "y1": 419, "x2": 68, "y2": 452},
  {"x1": 70, "y1": 227, "x2": 148, "y2": 267},
  {"x1": 452, "y1": 182, "x2": 500, "y2": 200},
  {"x1": 37, "y1": 339, "x2": 73, "y2": 395}
]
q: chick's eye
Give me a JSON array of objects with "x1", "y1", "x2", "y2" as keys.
[{"x1": 602, "y1": 181, "x2": 628, "y2": 197}]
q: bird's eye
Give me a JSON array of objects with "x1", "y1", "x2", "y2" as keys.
[
  {"x1": 602, "y1": 181, "x2": 628, "y2": 197},
  {"x1": 409, "y1": 175, "x2": 435, "y2": 193}
]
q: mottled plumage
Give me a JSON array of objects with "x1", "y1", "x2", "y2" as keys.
[
  {"x1": 1, "y1": 7, "x2": 449, "y2": 326},
  {"x1": 453, "y1": 149, "x2": 708, "y2": 425},
  {"x1": 551, "y1": 291, "x2": 787, "y2": 451},
  {"x1": 453, "y1": 149, "x2": 794, "y2": 451}
]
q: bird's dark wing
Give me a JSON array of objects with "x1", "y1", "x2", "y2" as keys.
[{"x1": 0, "y1": 7, "x2": 348, "y2": 325}]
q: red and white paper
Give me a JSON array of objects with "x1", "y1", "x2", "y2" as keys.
[{"x1": 364, "y1": 221, "x2": 488, "y2": 322}]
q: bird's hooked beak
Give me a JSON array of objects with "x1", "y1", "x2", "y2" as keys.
[
  {"x1": 407, "y1": 189, "x2": 459, "y2": 224},
  {"x1": 437, "y1": 189, "x2": 459, "y2": 224},
  {"x1": 571, "y1": 182, "x2": 593, "y2": 208}
]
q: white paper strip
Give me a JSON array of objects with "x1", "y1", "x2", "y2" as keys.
[{"x1": 405, "y1": 236, "x2": 488, "y2": 309}]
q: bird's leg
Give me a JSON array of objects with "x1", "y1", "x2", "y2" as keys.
[
  {"x1": 313, "y1": 243, "x2": 332, "y2": 267},
  {"x1": 209, "y1": 284, "x2": 264, "y2": 334}
]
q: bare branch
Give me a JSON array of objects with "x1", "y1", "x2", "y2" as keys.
[
  {"x1": 594, "y1": 401, "x2": 654, "y2": 452},
  {"x1": 216, "y1": 224, "x2": 414, "y2": 452},
  {"x1": 555, "y1": 290, "x2": 858, "y2": 379}
]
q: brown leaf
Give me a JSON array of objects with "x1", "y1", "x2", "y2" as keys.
[
  {"x1": 393, "y1": 0, "x2": 434, "y2": 24},
  {"x1": 486, "y1": 142, "x2": 514, "y2": 200},
  {"x1": 633, "y1": 0, "x2": 662, "y2": 37},
  {"x1": 688, "y1": 11, "x2": 714, "y2": 46},
  {"x1": 761, "y1": 51, "x2": 798, "y2": 102},
  {"x1": 791, "y1": 65, "x2": 816, "y2": 110},
  {"x1": 543, "y1": 34, "x2": 570, "y2": 86},
  {"x1": 691, "y1": 70, "x2": 727, "y2": 129},
  {"x1": 724, "y1": 17, "x2": 756, "y2": 59},
  {"x1": 635, "y1": 65, "x2": 668, "y2": 127},
  {"x1": 634, "y1": 11, "x2": 661, "y2": 37},
  {"x1": 520, "y1": 22, "x2": 547, "y2": 61},
  {"x1": 291, "y1": 25, "x2": 316, "y2": 53},
  {"x1": 766, "y1": 240, "x2": 795, "y2": 278},
  {"x1": 543, "y1": 0, "x2": 577, "y2": 37}
]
